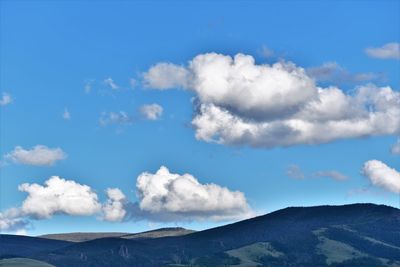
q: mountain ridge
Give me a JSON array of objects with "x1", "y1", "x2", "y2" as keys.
[{"x1": 1, "y1": 203, "x2": 399, "y2": 266}]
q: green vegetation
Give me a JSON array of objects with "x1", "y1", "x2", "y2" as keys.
[
  {"x1": 226, "y1": 242, "x2": 283, "y2": 266},
  {"x1": 313, "y1": 228, "x2": 367, "y2": 264},
  {"x1": 0, "y1": 258, "x2": 55, "y2": 267}
]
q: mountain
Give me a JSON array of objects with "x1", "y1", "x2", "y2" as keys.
[
  {"x1": 1, "y1": 203, "x2": 399, "y2": 266},
  {"x1": 38, "y1": 232, "x2": 131, "y2": 242},
  {"x1": 38, "y1": 227, "x2": 195, "y2": 242},
  {"x1": 120, "y1": 227, "x2": 195, "y2": 240},
  {"x1": 0, "y1": 235, "x2": 71, "y2": 259}
]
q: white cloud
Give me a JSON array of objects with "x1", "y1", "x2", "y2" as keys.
[
  {"x1": 313, "y1": 170, "x2": 348, "y2": 181},
  {"x1": 99, "y1": 111, "x2": 133, "y2": 126},
  {"x1": 135, "y1": 166, "x2": 254, "y2": 221},
  {"x1": 287, "y1": 165, "x2": 348, "y2": 181},
  {"x1": 18, "y1": 176, "x2": 101, "y2": 219},
  {"x1": 103, "y1": 77, "x2": 119, "y2": 90},
  {"x1": 62, "y1": 108, "x2": 71, "y2": 120},
  {"x1": 391, "y1": 139, "x2": 400, "y2": 155},
  {"x1": 307, "y1": 62, "x2": 383, "y2": 84},
  {"x1": 5, "y1": 145, "x2": 67, "y2": 166},
  {"x1": 0, "y1": 92, "x2": 13, "y2": 106},
  {"x1": 144, "y1": 53, "x2": 400, "y2": 148},
  {"x1": 286, "y1": 165, "x2": 305, "y2": 179},
  {"x1": 143, "y1": 63, "x2": 190, "y2": 89},
  {"x1": 1, "y1": 168, "x2": 254, "y2": 227},
  {"x1": 84, "y1": 79, "x2": 94, "y2": 94},
  {"x1": 365, "y1": 42, "x2": 400, "y2": 60},
  {"x1": 102, "y1": 188, "x2": 127, "y2": 222},
  {"x1": 362, "y1": 160, "x2": 400, "y2": 193},
  {"x1": 0, "y1": 208, "x2": 29, "y2": 233},
  {"x1": 139, "y1": 103, "x2": 163, "y2": 120}
]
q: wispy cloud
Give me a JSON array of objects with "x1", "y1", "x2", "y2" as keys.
[
  {"x1": 84, "y1": 79, "x2": 95, "y2": 94},
  {"x1": 365, "y1": 42, "x2": 400, "y2": 60},
  {"x1": 62, "y1": 108, "x2": 71, "y2": 120},
  {"x1": 306, "y1": 62, "x2": 384, "y2": 85},
  {"x1": 259, "y1": 45, "x2": 274, "y2": 59},
  {"x1": 0, "y1": 92, "x2": 13, "y2": 106},
  {"x1": 391, "y1": 139, "x2": 400, "y2": 155},
  {"x1": 286, "y1": 165, "x2": 305, "y2": 179},
  {"x1": 103, "y1": 77, "x2": 119, "y2": 90},
  {"x1": 4, "y1": 145, "x2": 67, "y2": 166},
  {"x1": 99, "y1": 111, "x2": 133, "y2": 126},
  {"x1": 313, "y1": 170, "x2": 348, "y2": 181},
  {"x1": 287, "y1": 164, "x2": 348, "y2": 181}
]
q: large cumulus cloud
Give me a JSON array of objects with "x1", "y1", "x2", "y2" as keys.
[
  {"x1": 133, "y1": 166, "x2": 254, "y2": 221},
  {"x1": 0, "y1": 176, "x2": 102, "y2": 233},
  {"x1": 143, "y1": 53, "x2": 400, "y2": 148},
  {"x1": 18, "y1": 176, "x2": 101, "y2": 219},
  {"x1": 0, "y1": 168, "x2": 254, "y2": 232}
]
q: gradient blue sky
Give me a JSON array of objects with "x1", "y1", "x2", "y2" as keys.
[{"x1": 0, "y1": 0, "x2": 399, "y2": 236}]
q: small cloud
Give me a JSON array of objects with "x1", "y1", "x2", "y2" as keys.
[
  {"x1": 143, "y1": 63, "x2": 190, "y2": 89},
  {"x1": 62, "y1": 108, "x2": 71, "y2": 120},
  {"x1": 0, "y1": 207, "x2": 30, "y2": 233},
  {"x1": 139, "y1": 103, "x2": 163, "y2": 120},
  {"x1": 391, "y1": 139, "x2": 400, "y2": 155},
  {"x1": 84, "y1": 79, "x2": 95, "y2": 94},
  {"x1": 103, "y1": 77, "x2": 119, "y2": 90},
  {"x1": 0, "y1": 92, "x2": 13, "y2": 106},
  {"x1": 102, "y1": 188, "x2": 127, "y2": 222},
  {"x1": 313, "y1": 170, "x2": 348, "y2": 181},
  {"x1": 362, "y1": 160, "x2": 400, "y2": 193},
  {"x1": 365, "y1": 42, "x2": 400, "y2": 60},
  {"x1": 259, "y1": 45, "x2": 274, "y2": 59},
  {"x1": 99, "y1": 111, "x2": 133, "y2": 126},
  {"x1": 306, "y1": 62, "x2": 384, "y2": 84},
  {"x1": 288, "y1": 165, "x2": 348, "y2": 181},
  {"x1": 345, "y1": 186, "x2": 386, "y2": 198},
  {"x1": 4, "y1": 145, "x2": 67, "y2": 166},
  {"x1": 286, "y1": 165, "x2": 305, "y2": 179}
]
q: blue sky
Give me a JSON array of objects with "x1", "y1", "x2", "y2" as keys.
[{"x1": 0, "y1": 0, "x2": 399, "y2": 236}]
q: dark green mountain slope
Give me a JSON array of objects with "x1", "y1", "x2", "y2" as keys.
[{"x1": 1, "y1": 204, "x2": 399, "y2": 266}]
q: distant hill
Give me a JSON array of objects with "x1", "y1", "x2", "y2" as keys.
[
  {"x1": 39, "y1": 232, "x2": 130, "y2": 242},
  {"x1": 1, "y1": 203, "x2": 399, "y2": 266},
  {"x1": 0, "y1": 257, "x2": 55, "y2": 267},
  {"x1": 121, "y1": 227, "x2": 195, "y2": 240},
  {"x1": 38, "y1": 227, "x2": 195, "y2": 242},
  {"x1": 0, "y1": 235, "x2": 71, "y2": 259}
]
